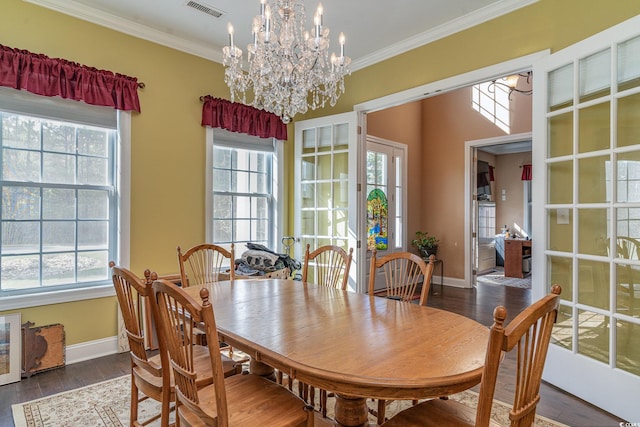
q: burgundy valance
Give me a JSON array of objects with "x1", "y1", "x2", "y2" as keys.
[
  {"x1": 488, "y1": 165, "x2": 495, "y2": 182},
  {"x1": 521, "y1": 164, "x2": 532, "y2": 181},
  {"x1": 0, "y1": 44, "x2": 141, "y2": 112},
  {"x1": 201, "y1": 96, "x2": 287, "y2": 140}
]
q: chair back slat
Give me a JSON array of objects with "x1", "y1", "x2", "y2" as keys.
[
  {"x1": 368, "y1": 251, "x2": 435, "y2": 306},
  {"x1": 152, "y1": 279, "x2": 231, "y2": 426},
  {"x1": 302, "y1": 244, "x2": 353, "y2": 290},
  {"x1": 178, "y1": 243, "x2": 235, "y2": 287}
]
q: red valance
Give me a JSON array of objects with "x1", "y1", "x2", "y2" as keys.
[
  {"x1": 201, "y1": 96, "x2": 287, "y2": 140},
  {"x1": 0, "y1": 44, "x2": 141, "y2": 112},
  {"x1": 489, "y1": 165, "x2": 495, "y2": 181},
  {"x1": 521, "y1": 164, "x2": 532, "y2": 181}
]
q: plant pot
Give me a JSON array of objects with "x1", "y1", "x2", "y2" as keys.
[{"x1": 419, "y1": 246, "x2": 438, "y2": 258}]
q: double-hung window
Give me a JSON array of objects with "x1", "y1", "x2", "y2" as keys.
[
  {"x1": 206, "y1": 128, "x2": 282, "y2": 251},
  {"x1": 0, "y1": 88, "x2": 129, "y2": 308}
]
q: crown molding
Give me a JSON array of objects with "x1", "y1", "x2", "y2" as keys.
[
  {"x1": 25, "y1": 0, "x2": 536, "y2": 69},
  {"x1": 350, "y1": 0, "x2": 538, "y2": 71},
  {"x1": 23, "y1": 0, "x2": 223, "y2": 62}
]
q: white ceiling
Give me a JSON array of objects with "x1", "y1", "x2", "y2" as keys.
[{"x1": 26, "y1": 0, "x2": 536, "y2": 71}]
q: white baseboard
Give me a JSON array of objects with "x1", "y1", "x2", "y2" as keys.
[{"x1": 65, "y1": 336, "x2": 121, "y2": 365}]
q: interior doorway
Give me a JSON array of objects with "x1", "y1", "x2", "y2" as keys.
[{"x1": 466, "y1": 134, "x2": 532, "y2": 288}]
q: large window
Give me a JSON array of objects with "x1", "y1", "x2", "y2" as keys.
[
  {"x1": 0, "y1": 88, "x2": 129, "y2": 307},
  {"x1": 207, "y1": 129, "x2": 282, "y2": 251}
]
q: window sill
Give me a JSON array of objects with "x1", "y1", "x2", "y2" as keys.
[{"x1": 0, "y1": 284, "x2": 116, "y2": 311}]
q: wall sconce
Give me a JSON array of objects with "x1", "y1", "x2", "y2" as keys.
[{"x1": 489, "y1": 71, "x2": 532, "y2": 100}]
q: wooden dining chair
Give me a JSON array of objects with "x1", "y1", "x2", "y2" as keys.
[
  {"x1": 367, "y1": 251, "x2": 435, "y2": 423},
  {"x1": 111, "y1": 263, "x2": 241, "y2": 427},
  {"x1": 152, "y1": 278, "x2": 315, "y2": 427},
  {"x1": 369, "y1": 251, "x2": 435, "y2": 306},
  {"x1": 382, "y1": 285, "x2": 562, "y2": 427},
  {"x1": 302, "y1": 244, "x2": 353, "y2": 290},
  {"x1": 299, "y1": 244, "x2": 353, "y2": 416},
  {"x1": 177, "y1": 243, "x2": 235, "y2": 287}
]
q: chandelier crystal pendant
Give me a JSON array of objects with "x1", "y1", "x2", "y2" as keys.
[{"x1": 222, "y1": 0, "x2": 351, "y2": 124}]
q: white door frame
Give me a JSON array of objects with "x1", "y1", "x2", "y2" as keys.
[
  {"x1": 354, "y1": 50, "x2": 549, "y2": 289},
  {"x1": 464, "y1": 132, "x2": 533, "y2": 289}
]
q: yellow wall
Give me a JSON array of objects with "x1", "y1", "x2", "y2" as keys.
[{"x1": 1, "y1": 0, "x2": 639, "y2": 346}]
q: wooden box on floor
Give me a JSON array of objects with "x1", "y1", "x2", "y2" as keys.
[{"x1": 21, "y1": 322, "x2": 66, "y2": 377}]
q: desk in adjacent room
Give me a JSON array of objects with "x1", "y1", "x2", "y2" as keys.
[{"x1": 504, "y1": 239, "x2": 532, "y2": 278}]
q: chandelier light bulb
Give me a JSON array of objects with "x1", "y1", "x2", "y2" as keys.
[{"x1": 222, "y1": 0, "x2": 351, "y2": 124}]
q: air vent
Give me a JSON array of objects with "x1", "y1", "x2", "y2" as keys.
[{"x1": 185, "y1": 1, "x2": 224, "y2": 18}]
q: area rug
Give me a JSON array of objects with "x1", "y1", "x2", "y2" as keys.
[
  {"x1": 477, "y1": 267, "x2": 531, "y2": 289},
  {"x1": 12, "y1": 374, "x2": 566, "y2": 426}
]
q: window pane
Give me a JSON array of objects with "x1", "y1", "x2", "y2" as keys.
[
  {"x1": 77, "y1": 127, "x2": 108, "y2": 156},
  {"x1": 78, "y1": 190, "x2": 109, "y2": 219},
  {"x1": 551, "y1": 304, "x2": 573, "y2": 350},
  {"x1": 1, "y1": 254, "x2": 40, "y2": 289},
  {"x1": 213, "y1": 219, "x2": 232, "y2": 242},
  {"x1": 43, "y1": 221, "x2": 76, "y2": 252},
  {"x1": 578, "y1": 259, "x2": 610, "y2": 310},
  {"x1": 213, "y1": 169, "x2": 231, "y2": 192},
  {"x1": 43, "y1": 253, "x2": 75, "y2": 285},
  {"x1": 77, "y1": 251, "x2": 109, "y2": 282},
  {"x1": 3, "y1": 186, "x2": 40, "y2": 220},
  {"x1": 43, "y1": 188, "x2": 75, "y2": 219},
  {"x1": 548, "y1": 113, "x2": 573, "y2": 158},
  {"x1": 548, "y1": 63, "x2": 573, "y2": 111},
  {"x1": 78, "y1": 221, "x2": 108, "y2": 249},
  {"x1": 78, "y1": 156, "x2": 108, "y2": 185},
  {"x1": 213, "y1": 195, "x2": 232, "y2": 218},
  {"x1": 43, "y1": 152, "x2": 76, "y2": 184},
  {"x1": 577, "y1": 208, "x2": 609, "y2": 256},
  {"x1": 43, "y1": 122, "x2": 75, "y2": 153},
  {"x1": 577, "y1": 309, "x2": 609, "y2": 364},
  {"x1": 617, "y1": 93, "x2": 640, "y2": 148},
  {"x1": 616, "y1": 320, "x2": 640, "y2": 376},
  {"x1": 2, "y1": 222, "x2": 40, "y2": 254},
  {"x1": 2, "y1": 115, "x2": 41, "y2": 149},
  {"x1": 548, "y1": 208, "x2": 573, "y2": 253},
  {"x1": 548, "y1": 161, "x2": 573, "y2": 204},
  {"x1": 549, "y1": 255, "x2": 573, "y2": 302},
  {"x1": 578, "y1": 155, "x2": 610, "y2": 203},
  {"x1": 579, "y1": 49, "x2": 611, "y2": 102},
  {"x1": 2, "y1": 148, "x2": 41, "y2": 181}
]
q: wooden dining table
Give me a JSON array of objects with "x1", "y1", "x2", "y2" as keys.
[{"x1": 182, "y1": 279, "x2": 489, "y2": 427}]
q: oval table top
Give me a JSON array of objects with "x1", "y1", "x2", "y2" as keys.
[{"x1": 182, "y1": 278, "x2": 489, "y2": 401}]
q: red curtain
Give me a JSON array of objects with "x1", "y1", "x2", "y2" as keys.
[
  {"x1": 0, "y1": 44, "x2": 141, "y2": 112},
  {"x1": 521, "y1": 164, "x2": 532, "y2": 181},
  {"x1": 201, "y1": 96, "x2": 287, "y2": 140},
  {"x1": 488, "y1": 165, "x2": 495, "y2": 181}
]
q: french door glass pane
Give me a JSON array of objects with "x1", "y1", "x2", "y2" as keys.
[
  {"x1": 548, "y1": 64, "x2": 573, "y2": 111},
  {"x1": 578, "y1": 155, "x2": 610, "y2": 203},
  {"x1": 548, "y1": 255, "x2": 573, "y2": 302},
  {"x1": 579, "y1": 49, "x2": 611, "y2": 102},
  {"x1": 317, "y1": 154, "x2": 331, "y2": 180},
  {"x1": 618, "y1": 35, "x2": 640, "y2": 92},
  {"x1": 617, "y1": 93, "x2": 640, "y2": 148},
  {"x1": 335, "y1": 123, "x2": 349, "y2": 149},
  {"x1": 578, "y1": 259, "x2": 610, "y2": 310},
  {"x1": 578, "y1": 102, "x2": 610, "y2": 153},
  {"x1": 547, "y1": 208, "x2": 573, "y2": 253},
  {"x1": 551, "y1": 305, "x2": 573, "y2": 350},
  {"x1": 617, "y1": 320, "x2": 640, "y2": 375},
  {"x1": 616, "y1": 152, "x2": 640, "y2": 202},
  {"x1": 318, "y1": 126, "x2": 332, "y2": 152},
  {"x1": 616, "y1": 264, "x2": 640, "y2": 318},
  {"x1": 577, "y1": 309, "x2": 609, "y2": 364},
  {"x1": 616, "y1": 207, "x2": 640, "y2": 240},
  {"x1": 302, "y1": 129, "x2": 316, "y2": 153},
  {"x1": 548, "y1": 113, "x2": 573, "y2": 158},
  {"x1": 548, "y1": 161, "x2": 573, "y2": 204},
  {"x1": 577, "y1": 208, "x2": 609, "y2": 256}
]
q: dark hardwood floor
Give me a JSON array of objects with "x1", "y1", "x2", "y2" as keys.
[{"x1": 1, "y1": 284, "x2": 624, "y2": 426}]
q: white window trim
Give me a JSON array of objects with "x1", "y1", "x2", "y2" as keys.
[
  {"x1": 0, "y1": 111, "x2": 131, "y2": 311},
  {"x1": 205, "y1": 127, "x2": 284, "y2": 251}
]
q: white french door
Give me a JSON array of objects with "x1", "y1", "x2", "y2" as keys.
[
  {"x1": 366, "y1": 137, "x2": 407, "y2": 291},
  {"x1": 294, "y1": 112, "x2": 358, "y2": 290},
  {"x1": 534, "y1": 15, "x2": 640, "y2": 421}
]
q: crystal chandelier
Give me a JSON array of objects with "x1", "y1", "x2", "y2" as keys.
[{"x1": 222, "y1": 0, "x2": 351, "y2": 124}]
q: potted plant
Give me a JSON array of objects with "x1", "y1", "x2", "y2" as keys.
[{"x1": 412, "y1": 231, "x2": 439, "y2": 258}]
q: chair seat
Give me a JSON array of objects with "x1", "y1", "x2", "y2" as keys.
[
  {"x1": 133, "y1": 346, "x2": 239, "y2": 391},
  {"x1": 382, "y1": 398, "x2": 501, "y2": 427},
  {"x1": 178, "y1": 373, "x2": 310, "y2": 427}
]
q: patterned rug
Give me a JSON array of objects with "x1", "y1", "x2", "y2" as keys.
[
  {"x1": 477, "y1": 267, "x2": 531, "y2": 289},
  {"x1": 12, "y1": 374, "x2": 566, "y2": 426}
]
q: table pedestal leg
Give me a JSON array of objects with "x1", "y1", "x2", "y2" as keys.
[
  {"x1": 249, "y1": 358, "x2": 276, "y2": 382},
  {"x1": 334, "y1": 394, "x2": 369, "y2": 427}
]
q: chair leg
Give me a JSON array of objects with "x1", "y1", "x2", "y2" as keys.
[
  {"x1": 130, "y1": 378, "x2": 138, "y2": 427},
  {"x1": 320, "y1": 389, "x2": 328, "y2": 418},
  {"x1": 377, "y1": 399, "x2": 386, "y2": 425},
  {"x1": 160, "y1": 387, "x2": 171, "y2": 427}
]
